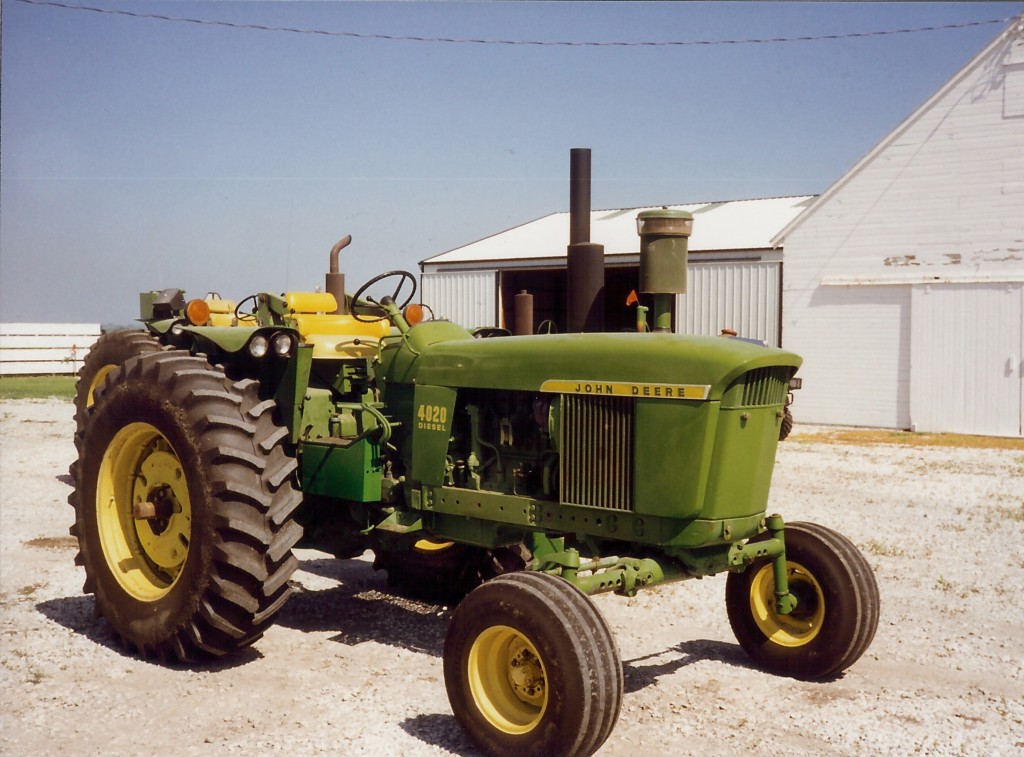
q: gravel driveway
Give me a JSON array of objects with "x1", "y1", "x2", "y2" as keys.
[{"x1": 2, "y1": 398, "x2": 1022, "y2": 756}]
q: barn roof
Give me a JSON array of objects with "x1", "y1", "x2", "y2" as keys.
[{"x1": 421, "y1": 195, "x2": 816, "y2": 268}]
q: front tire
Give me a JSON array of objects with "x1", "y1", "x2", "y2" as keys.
[
  {"x1": 726, "y1": 521, "x2": 879, "y2": 679},
  {"x1": 70, "y1": 351, "x2": 303, "y2": 661},
  {"x1": 444, "y1": 572, "x2": 622, "y2": 757}
]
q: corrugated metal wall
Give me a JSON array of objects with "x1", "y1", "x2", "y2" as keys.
[
  {"x1": 676, "y1": 261, "x2": 781, "y2": 346},
  {"x1": 421, "y1": 271, "x2": 496, "y2": 329},
  {"x1": 910, "y1": 283, "x2": 1023, "y2": 437}
]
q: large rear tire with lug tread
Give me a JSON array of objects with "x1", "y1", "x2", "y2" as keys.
[
  {"x1": 444, "y1": 571, "x2": 622, "y2": 757},
  {"x1": 73, "y1": 329, "x2": 162, "y2": 434},
  {"x1": 69, "y1": 351, "x2": 303, "y2": 662},
  {"x1": 726, "y1": 521, "x2": 879, "y2": 679}
]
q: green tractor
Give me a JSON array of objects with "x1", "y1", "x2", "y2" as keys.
[{"x1": 70, "y1": 207, "x2": 878, "y2": 757}]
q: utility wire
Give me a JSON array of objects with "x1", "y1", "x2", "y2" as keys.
[{"x1": 13, "y1": 0, "x2": 1019, "y2": 47}]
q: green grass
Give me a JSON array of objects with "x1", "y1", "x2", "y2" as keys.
[{"x1": 0, "y1": 375, "x2": 77, "y2": 400}]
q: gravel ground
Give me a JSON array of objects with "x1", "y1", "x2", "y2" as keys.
[{"x1": 1, "y1": 398, "x2": 1022, "y2": 756}]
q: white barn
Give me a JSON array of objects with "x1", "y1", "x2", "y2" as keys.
[
  {"x1": 420, "y1": 196, "x2": 813, "y2": 345},
  {"x1": 773, "y1": 20, "x2": 1024, "y2": 437}
]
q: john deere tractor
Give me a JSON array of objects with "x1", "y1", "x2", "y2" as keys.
[{"x1": 70, "y1": 206, "x2": 878, "y2": 756}]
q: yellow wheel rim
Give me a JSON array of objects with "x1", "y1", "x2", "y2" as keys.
[
  {"x1": 749, "y1": 561, "x2": 825, "y2": 647},
  {"x1": 96, "y1": 422, "x2": 192, "y2": 601},
  {"x1": 86, "y1": 364, "x2": 117, "y2": 408},
  {"x1": 467, "y1": 625, "x2": 548, "y2": 735},
  {"x1": 413, "y1": 538, "x2": 454, "y2": 554}
]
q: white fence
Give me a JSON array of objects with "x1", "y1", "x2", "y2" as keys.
[{"x1": 0, "y1": 324, "x2": 101, "y2": 376}]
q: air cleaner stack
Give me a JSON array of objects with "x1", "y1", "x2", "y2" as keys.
[{"x1": 637, "y1": 208, "x2": 693, "y2": 332}]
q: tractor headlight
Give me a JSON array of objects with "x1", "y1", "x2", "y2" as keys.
[
  {"x1": 271, "y1": 332, "x2": 295, "y2": 358},
  {"x1": 170, "y1": 323, "x2": 185, "y2": 336},
  {"x1": 248, "y1": 334, "x2": 269, "y2": 358}
]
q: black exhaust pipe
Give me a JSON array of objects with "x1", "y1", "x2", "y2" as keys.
[
  {"x1": 326, "y1": 235, "x2": 352, "y2": 315},
  {"x1": 566, "y1": 148, "x2": 605, "y2": 333}
]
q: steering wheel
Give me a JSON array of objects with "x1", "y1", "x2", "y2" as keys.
[
  {"x1": 234, "y1": 294, "x2": 259, "y2": 323},
  {"x1": 351, "y1": 270, "x2": 418, "y2": 323}
]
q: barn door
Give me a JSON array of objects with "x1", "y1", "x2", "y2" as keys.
[{"x1": 910, "y1": 283, "x2": 1023, "y2": 437}]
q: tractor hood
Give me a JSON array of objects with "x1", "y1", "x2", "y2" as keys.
[{"x1": 380, "y1": 325, "x2": 801, "y2": 401}]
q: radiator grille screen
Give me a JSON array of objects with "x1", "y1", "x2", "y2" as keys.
[
  {"x1": 560, "y1": 395, "x2": 635, "y2": 511},
  {"x1": 739, "y1": 366, "x2": 791, "y2": 407}
]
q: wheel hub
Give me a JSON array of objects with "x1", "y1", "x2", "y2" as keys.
[
  {"x1": 467, "y1": 625, "x2": 549, "y2": 735},
  {"x1": 130, "y1": 448, "x2": 190, "y2": 571},
  {"x1": 750, "y1": 561, "x2": 825, "y2": 647},
  {"x1": 96, "y1": 423, "x2": 192, "y2": 600},
  {"x1": 507, "y1": 640, "x2": 545, "y2": 705}
]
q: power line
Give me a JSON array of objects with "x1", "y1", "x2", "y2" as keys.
[{"x1": 14, "y1": 0, "x2": 1019, "y2": 48}]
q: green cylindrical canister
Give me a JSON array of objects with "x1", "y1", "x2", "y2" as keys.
[{"x1": 637, "y1": 209, "x2": 693, "y2": 295}]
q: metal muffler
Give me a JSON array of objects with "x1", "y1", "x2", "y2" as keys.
[{"x1": 566, "y1": 148, "x2": 605, "y2": 333}]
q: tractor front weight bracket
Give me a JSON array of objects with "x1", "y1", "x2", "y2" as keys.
[
  {"x1": 766, "y1": 514, "x2": 796, "y2": 615},
  {"x1": 534, "y1": 549, "x2": 690, "y2": 598},
  {"x1": 719, "y1": 514, "x2": 796, "y2": 615}
]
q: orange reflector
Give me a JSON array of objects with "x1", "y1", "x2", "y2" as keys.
[
  {"x1": 186, "y1": 298, "x2": 212, "y2": 326},
  {"x1": 403, "y1": 303, "x2": 425, "y2": 326}
]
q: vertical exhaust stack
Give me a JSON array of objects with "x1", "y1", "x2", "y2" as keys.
[
  {"x1": 326, "y1": 235, "x2": 352, "y2": 315},
  {"x1": 566, "y1": 148, "x2": 605, "y2": 333}
]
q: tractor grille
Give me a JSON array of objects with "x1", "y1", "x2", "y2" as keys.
[
  {"x1": 560, "y1": 395, "x2": 635, "y2": 511},
  {"x1": 735, "y1": 366, "x2": 792, "y2": 407}
]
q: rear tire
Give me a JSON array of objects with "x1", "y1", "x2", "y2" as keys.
[
  {"x1": 444, "y1": 572, "x2": 622, "y2": 757},
  {"x1": 74, "y1": 329, "x2": 162, "y2": 435},
  {"x1": 70, "y1": 351, "x2": 303, "y2": 661},
  {"x1": 726, "y1": 521, "x2": 879, "y2": 679}
]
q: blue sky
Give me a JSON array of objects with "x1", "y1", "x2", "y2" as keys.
[{"x1": 2, "y1": 1, "x2": 1021, "y2": 325}]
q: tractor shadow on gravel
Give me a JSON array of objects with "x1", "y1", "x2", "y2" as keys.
[
  {"x1": 35, "y1": 555, "x2": 447, "y2": 668},
  {"x1": 399, "y1": 713, "x2": 478, "y2": 756},
  {"x1": 36, "y1": 594, "x2": 113, "y2": 649},
  {"x1": 35, "y1": 595, "x2": 263, "y2": 670},
  {"x1": 275, "y1": 556, "x2": 450, "y2": 658},
  {"x1": 621, "y1": 639, "x2": 758, "y2": 693},
  {"x1": 283, "y1": 556, "x2": 769, "y2": 692}
]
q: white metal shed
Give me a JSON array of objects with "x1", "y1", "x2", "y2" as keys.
[{"x1": 421, "y1": 196, "x2": 813, "y2": 345}]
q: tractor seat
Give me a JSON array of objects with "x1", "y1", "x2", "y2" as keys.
[{"x1": 283, "y1": 292, "x2": 389, "y2": 358}]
